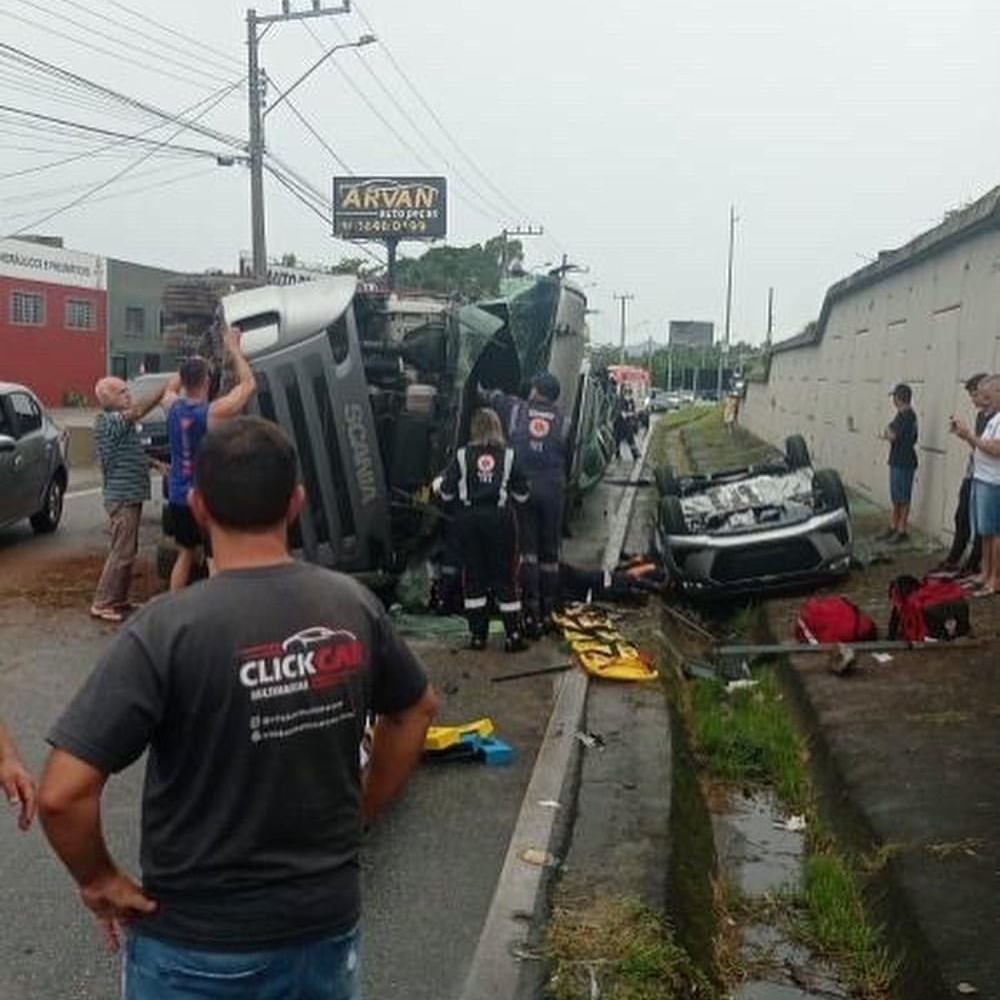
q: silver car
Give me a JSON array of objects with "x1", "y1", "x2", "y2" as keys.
[
  {"x1": 0, "y1": 382, "x2": 69, "y2": 534},
  {"x1": 654, "y1": 435, "x2": 852, "y2": 598}
]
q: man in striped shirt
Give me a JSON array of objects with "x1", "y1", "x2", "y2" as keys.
[{"x1": 91, "y1": 375, "x2": 174, "y2": 623}]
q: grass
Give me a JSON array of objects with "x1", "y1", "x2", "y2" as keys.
[
  {"x1": 687, "y1": 668, "x2": 809, "y2": 810},
  {"x1": 545, "y1": 895, "x2": 714, "y2": 1000},
  {"x1": 683, "y1": 667, "x2": 897, "y2": 997}
]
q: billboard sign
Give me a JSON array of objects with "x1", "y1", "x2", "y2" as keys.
[{"x1": 333, "y1": 176, "x2": 447, "y2": 240}]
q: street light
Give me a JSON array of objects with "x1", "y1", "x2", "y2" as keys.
[{"x1": 263, "y1": 34, "x2": 376, "y2": 119}]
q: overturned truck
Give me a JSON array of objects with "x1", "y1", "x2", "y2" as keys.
[{"x1": 189, "y1": 273, "x2": 616, "y2": 586}]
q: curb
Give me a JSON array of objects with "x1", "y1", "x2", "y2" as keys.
[{"x1": 458, "y1": 429, "x2": 654, "y2": 1000}]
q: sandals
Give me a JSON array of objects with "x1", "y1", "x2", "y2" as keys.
[{"x1": 89, "y1": 605, "x2": 124, "y2": 623}]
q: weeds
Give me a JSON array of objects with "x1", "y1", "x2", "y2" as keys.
[{"x1": 545, "y1": 895, "x2": 713, "y2": 1000}]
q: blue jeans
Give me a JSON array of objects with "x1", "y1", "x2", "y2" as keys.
[{"x1": 123, "y1": 926, "x2": 361, "y2": 1000}]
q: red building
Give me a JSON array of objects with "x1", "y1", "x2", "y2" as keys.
[{"x1": 0, "y1": 237, "x2": 107, "y2": 406}]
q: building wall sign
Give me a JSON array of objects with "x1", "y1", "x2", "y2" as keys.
[
  {"x1": 0, "y1": 237, "x2": 106, "y2": 290},
  {"x1": 333, "y1": 176, "x2": 447, "y2": 240}
]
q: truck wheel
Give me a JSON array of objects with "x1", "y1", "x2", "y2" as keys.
[
  {"x1": 654, "y1": 464, "x2": 680, "y2": 497},
  {"x1": 813, "y1": 468, "x2": 848, "y2": 513},
  {"x1": 785, "y1": 434, "x2": 810, "y2": 469}
]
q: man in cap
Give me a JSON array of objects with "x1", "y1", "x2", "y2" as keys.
[
  {"x1": 485, "y1": 372, "x2": 571, "y2": 636},
  {"x1": 879, "y1": 382, "x2": 918, "y2": 543}
]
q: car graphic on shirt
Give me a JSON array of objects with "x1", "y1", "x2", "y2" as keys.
[{"x1": 281, "y1": 626, "x2": 357, "y2": 654}]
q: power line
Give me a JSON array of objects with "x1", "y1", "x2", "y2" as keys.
[
  {"x1": 0, "y1": 8, "x2": 243, "y2": 94},
  {"x1": 0, "y1": 105, "x2": 236, "y2": 160},
  {"x1": 0, "y1": 44, "x2": 246, "y2": 151},
  {"x1": 8, "y1": 78, "x2": 242, "y2": 235},
  {"x1": 100, "y1": 0, "x2": 245, "y2": 70},
  {"x1": 1, "y1": 166, "x2": 219, "y2": 221},
  {"x1": 351, "y1": 0, "x2": 535, "y2": 224},
  {"x1": 313, "y1": 19, "x2": 515, "y2": 223},
  {"x1": 12, "y1": 0, "x2": 237, "y2": 88}
]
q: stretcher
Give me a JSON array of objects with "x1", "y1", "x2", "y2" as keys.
[
  {"x1": 551, "y1": 604, "x2": 659, "y2": 683},
  {"x1": 423, "y1": 717, "x2": 513, "y2": 765}
]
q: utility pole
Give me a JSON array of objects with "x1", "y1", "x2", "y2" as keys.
[
  {"x1": 246, "y1": 2, "x2": 353, "y2": 280},
  {"x1": 613, "y1": 292, "x2": 634, "y2": 365},
  {"x1": 717, "y1": 203, "x2": 738, "y2": 398},
  {"x1": 499, "y1": 225, "x2": 544, "y2": 279},
  {"x1": 766, "y1": 286, "x2": 774, "y2": 347}
]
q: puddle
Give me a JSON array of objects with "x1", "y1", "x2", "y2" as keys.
[
  {"x1": 714, "y1": 789, "x2": 849, "y2": 1000},
  {"x1": 713, "y1": 790, "x2": 803, "y2": 896}
]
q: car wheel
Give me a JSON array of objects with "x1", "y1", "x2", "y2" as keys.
[
  {"x1": 658, "y1": 496, "x2": 688, "y2": 535},
  {"x1": 30, "y1": 475, "x2": 64, "y2": 534},
  {"x1": 785, "y1": 434, "x2": 810, "y2": 469},
  {"x1": 654, "y1": 464, "x2": 680, "y2": 496},
  {"x1": 813, "y1": 468, "x2": 848, "y2": 512}
]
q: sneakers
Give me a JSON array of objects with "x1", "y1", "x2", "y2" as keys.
[
  {"x1": 504, "y1": 634, "x2": 528, "y2": 654},
  {"x1": 469, "y1": 635, "x2": 487, "y2": 651},
  {"x1": 888, "y1": 531, "x2": 909, "y2": 544},
  {"x1": 876, "y1": 527, "x2": 897, "y2": 542}
]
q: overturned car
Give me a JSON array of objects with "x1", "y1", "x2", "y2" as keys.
[{"x1": 653, "y1": 435, "x2": 852, "y2": 598}]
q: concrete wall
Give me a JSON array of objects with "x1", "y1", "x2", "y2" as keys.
[{"x1": 741, "y1": 225, "x2": 1000, "y2": 544}]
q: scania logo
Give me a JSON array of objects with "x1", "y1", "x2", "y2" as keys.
[{"x1": 345, "y1": 403, "x2": 377, "y2": 505}]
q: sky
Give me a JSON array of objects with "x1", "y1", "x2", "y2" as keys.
[{"x1": 3, "y1": 0, "x2": 1000, "y2": 349}]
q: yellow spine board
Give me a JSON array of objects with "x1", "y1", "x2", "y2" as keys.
[
  {"x1": 424, "y1": 717, "x2": 496, "y2": 752},
  {"x1": 552, "y1": 604, "x2": 659, "y2": 683}
]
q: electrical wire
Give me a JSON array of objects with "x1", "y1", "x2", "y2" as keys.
[
  {"x1": 0, "y1": 105, "x2": 235, "y2": 160},
  {"x1": 8, "y1": 77, "x2": 243, "y2": 235},
  {"x1": 1, "y1": 166, "x2": 220, "y2": 221},
  {"x1": 0, "y1": 8, "x2": 243, "y2": 94},
  {"x1": 351, "y1": 0, "x2": 535, "y2": 224},
  {"x1": 100, "y1": 0, "x2": 245, "y2": 70},
  {"x1": 0, "y1": 44, "x2": 247, "y2": 150},
  {"x1": 314, "y1": 19, "x2": 516, "y2": 225},
  {"x1": 11, "y1": 0, "x2": 237, "y2": 88}
]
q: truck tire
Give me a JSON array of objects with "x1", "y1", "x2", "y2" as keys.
[
  {"x1": 785, "y1": 434, "x2": 810, "y2": 469},
  {"x1": 655, "y1": 464, "x2": 681, "y2": 497},
  {"x1": 813, "y1": 468, "x2": 848, "y2": 513}
]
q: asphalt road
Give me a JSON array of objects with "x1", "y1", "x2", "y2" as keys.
[{"x1": 0, "y1": 468, "x2": 632, "y2": 1000}]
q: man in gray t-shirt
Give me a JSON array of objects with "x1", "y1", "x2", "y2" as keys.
[{"x1": 39, "y1": 417, "x2": 437, "y2": 999}]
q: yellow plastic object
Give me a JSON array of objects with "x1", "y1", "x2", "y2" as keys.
[
  {"x1": 553, "y1": 603, "x2": 659, "y2": 683},
  {"x1": 424, "y1": 717, "x2": 495, "y2": 752}
]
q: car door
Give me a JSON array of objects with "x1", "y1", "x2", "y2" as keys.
[
  {"x1": 7, "y1": 391, "x2": 49, "y2": 519},
  {"x1": 0, "y1": 392, "x2": 20, "y2": 525}
]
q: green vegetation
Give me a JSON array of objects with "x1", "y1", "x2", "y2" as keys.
[
  {"x1": 688, "y1": 670, "x2": 808, "y2": 809},
  {"x1": 683, "y1": 667, "x2": 896, "y2": 997},
  {"x1": 545, "y1": 896, "x2": 713, "y2": 1000}
]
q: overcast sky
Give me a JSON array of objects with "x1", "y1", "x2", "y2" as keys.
[{"x1": 3, "y1": 0, "x2": 1000, "y2": 347}]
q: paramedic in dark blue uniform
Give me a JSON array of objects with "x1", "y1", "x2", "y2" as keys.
[
  {"x1": 486, "y1": 372, "x2": 570, "y2": 637},
  {"x1": 437, "y1": 408, "x2": 530, "y2": 652}
]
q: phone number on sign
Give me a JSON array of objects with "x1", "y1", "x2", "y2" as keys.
[{"x1": 339, "y1": 219, "x2": 430, "y2": 235}]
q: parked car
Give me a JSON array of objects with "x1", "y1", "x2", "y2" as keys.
[
  {"x1": 653, "y1": 434, "x2": 852, "y2": 598},
  {"x1": 0, "y1": 382, "x2": 69, "y2": 534},
  {"x1": 649, "y1": 390, "x2": 681, "y2": 413},
  {"x1": 127, "y1": 372, "x2": 172, "y2": 464}
]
